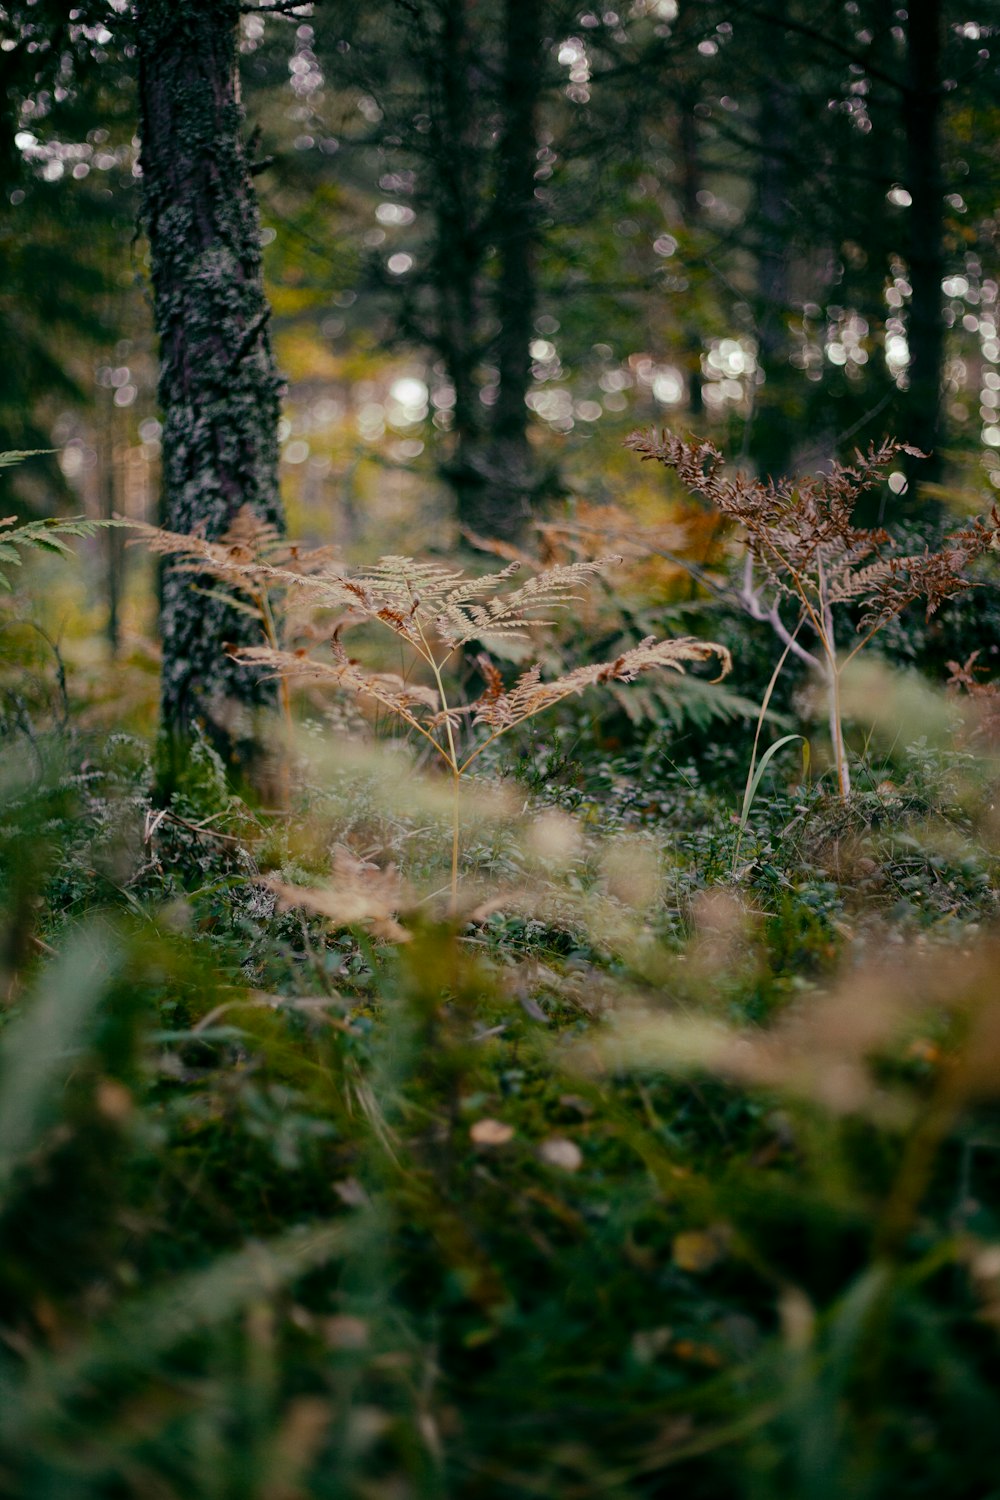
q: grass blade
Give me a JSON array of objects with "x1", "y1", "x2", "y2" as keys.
[{"x1": 0, "y1": 923, "x2": 120, "y2": 1203}]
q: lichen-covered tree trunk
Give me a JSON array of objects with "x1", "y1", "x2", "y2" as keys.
[{"x1": 135, "y1": 0, "x2": 283, "y2": 781}]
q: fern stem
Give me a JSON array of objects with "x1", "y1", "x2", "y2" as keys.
[
  {"x1": 825, "y1": 657, "x2": 851, "y2": 799},
  {"x1": 258, "y1": 583, "x2": 293, "y2": 809},
  {"x1": 450, "y1": 770, "x2": 461, "y2": 914},
  {"x1": 413, "y1": 615, "x2": 462, "y2": 907},
  {"x1": 817, "y1": 561, "x2": 851, "y2": 801}
]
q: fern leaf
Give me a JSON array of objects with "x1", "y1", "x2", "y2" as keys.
[
  {"x1": 0, "y1": 450, "x2": 55, "y2": 470},
  {"x1": 472, "y1": 637, "x2": 731, "y2": 729},
  {"x1": 233, "y1": 644, "x2": 439, "y2": 720},
  {"x1": 436, "y1": 555, "x2": 622, "y2": 646}
]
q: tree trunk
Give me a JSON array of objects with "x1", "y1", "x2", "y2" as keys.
[
  {"x1": 135, "y1": 0, "x2": 284, "y2": 783},
  {"x1": 426, "y1": 0, "x2": 488, "y2": 529},
  {"x1": 678, "y1": 93, "x2": 704, "y2": 418},
  {"x1": 902, "y1": 0, "x2": 945, "y2": 497},
  {"x1": 473, "y1": 0, "x2": 544, "y2": 541},
  {"x1": 752, "y1": 68, "x2": 796, "y2": 478}
]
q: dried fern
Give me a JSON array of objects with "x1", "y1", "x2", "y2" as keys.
[
  {"x1": 947, "y1": 651, "x2": 1000, "y2": 746},
  {"x1": 468, "y1": 637, "x2": 730, "y2": 731},
  {"x1": 137, "y1": 514, "x2": 730, "y2": 905},
  {"x1": 130, "y1": 507, "x2": 342, "y2": 757},
  {"x1": 266, "y1": 846, "x2": 410, "y2": 943},
  {"x1": 628, "y1": 428, "x2": 1000, "y2": 797}
]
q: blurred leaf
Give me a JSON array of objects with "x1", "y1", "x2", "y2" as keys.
[{"x1": 0, "y1": 923, "x2": 121, "y2": 1204}]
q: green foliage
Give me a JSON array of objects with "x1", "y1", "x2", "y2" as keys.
[
  {"x1": 0, "y1": 451, "x2": 123, "y2": 591},
  {"x1": 0, "y1": 512, "x2": 112, "y2": 590},
  {"x1": 0, "y1": 451, "x2": 52, "y2": 470}
]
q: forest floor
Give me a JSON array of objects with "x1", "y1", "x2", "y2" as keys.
[
  {"x1": 4, "y1": 633, "x2": 1000, "y2": 1499},
  {"x1": 3, "y1": 0, "x2": 999, "y2": 1488}
]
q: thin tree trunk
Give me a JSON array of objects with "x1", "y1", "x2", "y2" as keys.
[
  {"x1": 678, "y1": 94, "x2": 704, "y2": 418},
  {"x1": 474, "y1": 0, "x2": 544, "y2": 540},
  {"x1": 101, "y1": 398, "x2": 121, "y2": 657},
  {"x1": 135, "y1": 0, "x2": 284, "y2": 784},
  {"x1": 902, "y1": 0, "x2": 945, "y2": 496},
  {"x1": 752, "y1": 26, "x2": 795, "y2": 477},
  {"x1": 428, "y1": 0, "x2": 487, "y2": 527}
]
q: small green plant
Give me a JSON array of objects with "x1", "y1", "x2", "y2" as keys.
[
  {"x1": 627, "y1": 430, "x2": 1000, "y2": 797},
  {"x1": 138, "y1": 517, "x2": 731, "y2": 906}
]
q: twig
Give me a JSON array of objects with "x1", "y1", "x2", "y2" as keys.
[
  {"x1": 192, "y1": 992, "x2": 348, "y2": 1033},
  {"x1": 143, "y1": 807, "x2": 250, "y2": 847},
  {"x1": 240, "y1": 1, "x2": 314, "y2": 14},
  {"x1": 738, "y1": 554, "x2": 819, "y2": 669}
]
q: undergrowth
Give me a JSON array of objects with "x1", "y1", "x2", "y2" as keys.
[{"x1": 4, "y1": 464, "x2": 1000, "y2": 1497}]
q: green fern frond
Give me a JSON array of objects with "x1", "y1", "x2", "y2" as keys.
[
  {"x1": 0, "y1": 449, "x2": 56, "y2": 470},
  {"x1": 0, "y1": 514, "x2": 124, "y2": 590}
]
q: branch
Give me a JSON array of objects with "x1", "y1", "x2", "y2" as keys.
[
  {"x1": 240, "y1": 1, "x2": 315, "y2": 14},
  {"x1": 738, "y1": 556, "x2": 821, "y2": 670},
  {"x1": 739, "y1": 5, "x2": 907, "y2": 95}
]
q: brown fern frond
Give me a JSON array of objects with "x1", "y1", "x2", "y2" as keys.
[
  {"x1": 233, "y1": 644, "x2": 439, "y2": 721},
  {"x1": 629, "y1": 427, "x2": 1000, "y2": 645},
  {"x1": 472, "y1": 637, "x2": 731, "y2": 730},
  {"x1": 436, "y1": 555, "x2": 623, "y2": 647},
  {"x1": 266, "y1": 847, "x2": 410, "y2": 942},
  {"x1": 427, "y1": 705, "x2": 474, "y2": 729},
  {"x1": 138, "y1": 527, "x2": 633, "y2": 665},
  {"x1": 627, "y1": 429, "x2": 912, "y2": 570},
  {"x1": 471, "y1": 653, "x2": 506, "y2": 712},
  {"x1": 947, "y1": 650, "x2": 989, "y2": 693},
  {"x1": 218, "y1": 505, "x2": 284, "y2": 559},
  {"x1": 353, "y1": 556, "x2": 466, "y2": 607},
  {"x1": 444, "y1": 560, "x2": 523, "y2": 605},
  {"x1": 473, "y1": 663, "x2": 542, "y2": 728},
  {"x1": 855, "y1": 526, "x2": 1000, "y2": 631},
  {"x1": 826, "y1": 558, "x2": 897, "y2": 607},
  {"x1": 129, "y1": 512, "x2": 338, "y2": 593},
  {"x1": 946, "y1": 651, "x2": 1000, "y2": 745}
]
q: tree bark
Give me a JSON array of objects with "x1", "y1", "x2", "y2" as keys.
[{"x1": 135, "y1": 0, "x2": 284, "y2": 781}]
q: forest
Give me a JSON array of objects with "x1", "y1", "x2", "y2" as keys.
[{"x1": 3, "y1": 1, "x2": 1000, "y2": 1495}]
